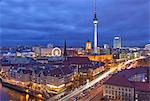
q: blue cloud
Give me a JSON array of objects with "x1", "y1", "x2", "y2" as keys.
[{"x1": 0, "y1": 0, "x2": 149, "y2": 47}]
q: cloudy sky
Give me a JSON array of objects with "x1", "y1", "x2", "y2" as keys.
[{"x1": 0, "y1": 0, "x2": 149, "y2": 47}]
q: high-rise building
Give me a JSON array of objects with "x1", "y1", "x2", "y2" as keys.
[
  {"x1": 85, "y1": 40, "x2": 92, "y2": 53},
  {"x1": 93, "y1": 0, "x2": 98, "y2": 54},
  {"x1": 104, "y1": 43, "x2": 109, "y2": 49},
  {"x1": 113, "y1": 36, "x2": 121, "y2": 49},
  {"x1": 103, "y1": 44, "x2": 111, "y2": 54}
]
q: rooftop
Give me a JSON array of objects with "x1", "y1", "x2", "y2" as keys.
[
  {"x1": 105, "y1": 67, "x2": 150, "y2": 92},
  {"x1": 65, "y1": 56, "x2": 92, "y2": 65},
  {"x1": 43, "y1": 65, "x2": 73, "y2": 77}
]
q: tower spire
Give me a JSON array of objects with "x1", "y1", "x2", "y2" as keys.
[
  {"x1": 64, "y1": 40, "x2": 67, "y2": 60},
  {"x1": 94, "y1": 0, "x2": 97, "y2": 20}
]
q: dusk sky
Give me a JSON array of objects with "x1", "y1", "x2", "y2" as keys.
[{"x1": 0, "y1": 0, "x2": 149, "y2": 47}]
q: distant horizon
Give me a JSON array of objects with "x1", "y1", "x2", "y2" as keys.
[{"x1": 0, "y1": 40, "x2": 148, "y2": 48}]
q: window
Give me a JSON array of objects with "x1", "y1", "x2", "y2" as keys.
[
  {"x1": 109, "y1": 91, "x2": 111, "y2": 94},
  {"x1": 112, "y1": 91, "x2": 114, "y2": 95},
  {"x1": 115, "y1": 91, "x2": 117, "y2": 95},
  {"x1": 135, "y1": 94, "x2": 138, "y2": 98},
  {"x1": 118, "y1": 92, "x2": 121, "y2": 96},
  {"x1": 129, "y1": 94, "x2": 131, "y2": 97}
]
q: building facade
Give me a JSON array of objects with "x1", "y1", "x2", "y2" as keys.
[
  {"x1": 103, "y1": 67, "x2": 150, "y2": 101},
  {"x1": 113, "y1": 36, "x2": 121, "y2": 49}
]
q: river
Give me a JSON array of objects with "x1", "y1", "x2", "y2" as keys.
[{"x1": 0, "y1": 82, "x2": 43, "y2": 101}]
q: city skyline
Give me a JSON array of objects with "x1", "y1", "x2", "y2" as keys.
[
  {"x1": 0, "y1": 0, "x2": 150, "y2": 101},
  {"x1": 0, "y1": 0, "x2": 149, "y2": 47}
]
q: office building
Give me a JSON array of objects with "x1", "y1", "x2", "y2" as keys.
[{"x1": 113, "y1": 36, "x2": 121, "y2": 49}]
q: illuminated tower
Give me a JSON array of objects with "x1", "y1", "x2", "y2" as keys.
[{"x1": 93, "y1": 0, "x2": 98, "y2": 54}]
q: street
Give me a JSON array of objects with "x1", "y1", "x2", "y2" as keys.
[{"x1": 58, "y1": 57, "x2": 145, "y2": 101}]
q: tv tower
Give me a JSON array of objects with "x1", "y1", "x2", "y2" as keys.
[{"x1": 93, "y1": 0, "x2": 98, "y2": 54}]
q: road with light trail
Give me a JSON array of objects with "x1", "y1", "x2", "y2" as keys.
[{"x1": 58, "y1": 57, "x2": 146, "y2": 101}]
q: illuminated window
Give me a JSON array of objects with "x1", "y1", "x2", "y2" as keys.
[{"x1": 135, "y1": 94, "x2": 138, "y2": 98}]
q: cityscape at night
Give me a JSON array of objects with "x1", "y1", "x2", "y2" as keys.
[{"x1": 0, "y1": 0, "x2": 150, "y2": 101}]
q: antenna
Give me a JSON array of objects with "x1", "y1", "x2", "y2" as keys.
[
  {"x1": 93, "y1": 0, "x2": 97, "y2": 20},
  {"x1": 94, "y1": 0, "x2": 96, "y2": 13}
]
